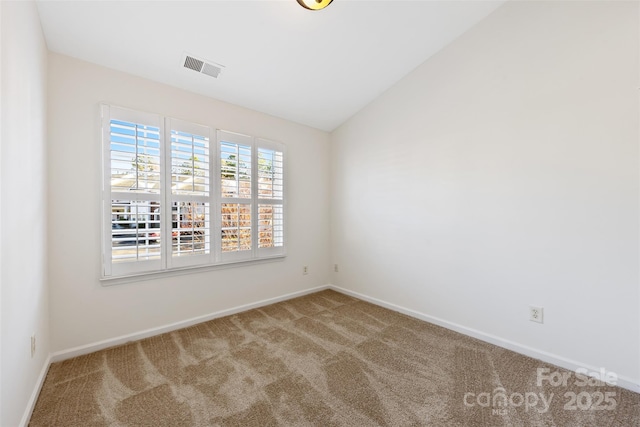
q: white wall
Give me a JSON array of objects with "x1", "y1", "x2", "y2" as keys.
[
  {"x1": 331, "y1": 1, "x2": 639, "y2": 385},
  {"x1": 47, "y1": 53, "x2": 331, "y2": 353},
  {"x1": 1, "y1": 1, "x2": 50, "y2": 426}
]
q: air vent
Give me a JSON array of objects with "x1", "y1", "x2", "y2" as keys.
[
  {"x1": 182, "y1": 53, "x2": 224, "y2": 79},
  {"x1": 201, "y1": 62, "x2": 222, "y2": 78},
  {"x1": 184, "y1": 56, "x2": 204, "y2": 72}
]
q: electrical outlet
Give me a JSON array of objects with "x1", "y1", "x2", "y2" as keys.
[
  {"x1": 529, "y1": 306, "x2": 543, "y2": 323},
  {"x1": 303, "y1": 266, "x2": 309, "y2": 275},
  {"x1": 31, "y1": 335, "x2": 36, "y2": 358},
  {"x1": 334, "y1": 264, "x2": 339, "y2": 272}
]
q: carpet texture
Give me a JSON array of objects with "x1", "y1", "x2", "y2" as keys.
[{"x1": 30, "y1": 290, "x2": 639, "y2": 426}]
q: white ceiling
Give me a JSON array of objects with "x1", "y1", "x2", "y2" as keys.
[{"x1": 36, "y1": 0, "x2": 505, "y2": 131}]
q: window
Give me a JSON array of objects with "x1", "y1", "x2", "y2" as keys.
[{"x1": 101, "y1": 105, "x2": 285, "y2": 279}]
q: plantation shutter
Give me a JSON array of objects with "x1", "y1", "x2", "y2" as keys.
[
  {"x1": 217, "y1": 130, "x2": 254, "y2": 262},
  {"x1": 256, "y1": 139, "x2": 285, "y2": 257},
  {"x1": 102, "y1": 105, "x2": 163, "y2": 277},
  {"x1": 102, "y1": 105, "x2": 287, "y2": 280},
  {"x1": 166, "y1": 118, "x2": 213, "y2": 268}
]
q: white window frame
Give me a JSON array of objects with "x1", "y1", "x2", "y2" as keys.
[{"x1": 101, "y1": 105, "x2": 286, "y2": 280}]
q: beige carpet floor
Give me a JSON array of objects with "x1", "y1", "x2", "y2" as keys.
[{"x1": 30, "y1": 289, "x2": 639, "y2": 426}]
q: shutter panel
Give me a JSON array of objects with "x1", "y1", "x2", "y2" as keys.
[
  {"x1": 110, "y1": 120, "x2": 161, "y2": 193},
  {"x1": 257, "y1": 139, "x2": 285, "y2": 256},
  {"x1": 220, "y1": 140, "x2": 252, "y2": 199},
  {"x1": 103, "y1": 105, "x2": 163, "y2": 277},
  {"x1": 111, "y1": 199, "x2": 161, "y2": 263},
  {"x1": 166, "y1": 118, "x2": 213, "y2": 268},
  {"x1": 218, "y1": 131, "x2": 254, "y2": 262},
  {"x1": 221, "y1": 203, "x2": 252, "y2": 252},
  {"x1": 258, "y1": 204, "x2": 284, "y2": 249},
  {"x1": 257, "y1": 147, "x2": 283, "y2": 200},
  {"x1": 170, "y1": 129, "x2": 210, "y2": 196}
]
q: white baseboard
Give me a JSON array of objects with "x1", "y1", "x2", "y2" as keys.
[
  {"x1": 50, "y1": 285, "x2": 329, "y2": 363},
  {"x1": 19, "y1": 354, "x2": 51, "y2": 427},
  {"x1": 328, "y1": 284, "x2": 640, "y2": 394}
]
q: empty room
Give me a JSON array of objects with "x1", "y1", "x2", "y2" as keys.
[{"x1": 1, "y1": 0, "x2": 639, "y2": 425}]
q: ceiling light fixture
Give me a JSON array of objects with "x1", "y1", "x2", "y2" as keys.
[{"x1": 297, "y1": 0, "x2": 333, "y2": 11}]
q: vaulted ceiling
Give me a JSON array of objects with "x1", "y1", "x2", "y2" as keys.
[{"x1": 36, "y1": 0, "x2": 505, "y2": 131}]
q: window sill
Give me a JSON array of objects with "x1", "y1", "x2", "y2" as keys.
[{"x1": 100, "y1": 255, "x2": 286, "y2": 286}]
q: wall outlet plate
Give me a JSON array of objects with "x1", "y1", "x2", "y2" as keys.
[{"x1": 529, "y1": 306, "x2": 544, "y2": 323}]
